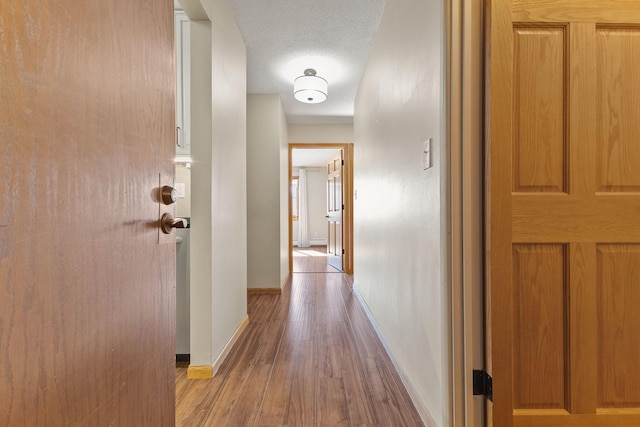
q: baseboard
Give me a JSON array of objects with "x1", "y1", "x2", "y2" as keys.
[
  {"x1": 292, "y1": 238, "x2": 327, "y2": 246},
  {"x1": 176, "y1": 354, "x2": 190, "y2": 362},
  {"x1": 247, "y1": 288, "x2": 281, "y2": 295},
  {"x1": 211, "y1": 314, "x2": 250, "y2": 376},
  {"x1": 352, "y1": 284, "x2": 438, "y2": 427},
  {"x1": 187, "y1": 365, "x2": 213, "y2": 379}
]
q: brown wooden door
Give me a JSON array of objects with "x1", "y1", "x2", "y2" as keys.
[
  {"x1": 486, "y1": 1, "x2": 640, "y2": 426},
  {"x1": 1, "y1": 1, "x2": 175, "y2": 425},
  {"x1": 327, "y1": 152, "x2": 343, "y2": 271}
]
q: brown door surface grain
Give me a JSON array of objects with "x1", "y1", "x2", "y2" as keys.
[
  {"x1": 327, "y1": 152, "x2": 344, "y2": 272},
  {"x1": 487, "y1": 1, "x2": 640, "y2": 426},
  {"x1": 0, "y1": 1, "x2": 175, "y2": 425}
]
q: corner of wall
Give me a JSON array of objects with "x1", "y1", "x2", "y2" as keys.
[
  {"x1": 247, "y1": 95, "x2": 289, "y2": 289},
  {"x1": 279, "y1": 99, "x2": 290, "y2": 283},
  {"x1": 191, "y1": 0, "x2": 248, "y2": 368}
]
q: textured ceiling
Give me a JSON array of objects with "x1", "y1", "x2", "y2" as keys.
[{"x1": 227, "y1": 0, "x2": 386, "y2": 124}]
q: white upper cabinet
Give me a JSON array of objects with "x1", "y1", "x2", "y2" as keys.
[{"x1": 175, "y1": 12, "x2": 190, "y2": 158}]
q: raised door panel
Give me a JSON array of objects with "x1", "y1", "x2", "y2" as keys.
[
  {"x1": 513, "y1": 27, "x2": 567, "y2": 193},
  {"x1": 512, "y1": 244, "x2": 567, "y2": 410},
  {"x1": 597, "y1": 245, "x2": 640, "y2": 410},
  {"x1": 596, "y1": 28, "x2": 640, "y2": 192}
]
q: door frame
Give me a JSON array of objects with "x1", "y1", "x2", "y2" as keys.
[
  {"x1": 448, "y1": 0, "x2": 485, "y2": 425},
  {"x1": 288, "y1": 143, "x2": 354, "y2": 275}
]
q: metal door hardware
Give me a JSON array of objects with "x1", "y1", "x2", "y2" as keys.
[
  {"x1": 161, "y1": 185, "x2": 178, "y2": 205},
  {"x1": 160, "y1": 213, "x2": 188, "y2": 234}
]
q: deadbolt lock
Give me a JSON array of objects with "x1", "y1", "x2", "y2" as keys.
[{"x1": 161, "y1": 185, "x2": 178, "y2": 205}]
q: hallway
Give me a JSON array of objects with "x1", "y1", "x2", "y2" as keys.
[
  {"x1": 175, "y1": 272, "x2": 424, "y2": 426},
  {"x1": 292, "y1": 246, "x2": 342, "y2": 273}
]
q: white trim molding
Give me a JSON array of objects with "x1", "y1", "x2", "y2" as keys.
[
  {"x1": 292, "y1": 238, "x2": 327, "y2": 247},
  {"x1": 352, "y1": 284, "x2": 438, "y2": 427},
  {"x1": 211, "y1": 314, "x2": 249, "y2": 376}
]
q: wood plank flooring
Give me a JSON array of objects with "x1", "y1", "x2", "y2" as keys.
[
  {"x1": 292, "y1": 246, "x2": 342, "y2": 273},
  {"x1": 176, "y1": 272, "x2": 424, "y2": 426}
]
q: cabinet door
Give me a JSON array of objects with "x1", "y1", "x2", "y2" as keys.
[{"x1": 175, "y1": 12, "x2": 190, "y2": 157}]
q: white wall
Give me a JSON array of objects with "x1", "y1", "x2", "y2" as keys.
[
  {"x1": 288, "y1": 124, "x2": 354, "y2": 143},
  {"x1": 353, "y1": 0, "x2": 446, "y2": 425},
  {"x1": 279, "y1": 106, "x2": 289, "y2": 283},
  {"x1": 203, "y1": 0, "x2": 248, "y2": 364},
  {"x1": 188, "y1": 19, "x2": 214, "y2": 367},
  {"x1": 247, "y1": 94, "x2": 289, "y2": 289},
  {"x1": 292, "y1": 167, "x2": 327, "y2": 245},
  {"x1": 185, "y1": 0, "x2": 248, "y2": 368}
]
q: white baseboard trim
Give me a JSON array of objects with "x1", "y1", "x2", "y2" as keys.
[
  {"x1": 211, "y1": 314, "x2": 249, "y2": 376},
  {"x1": 352, "y1": 283, "x2": 437, "y2": 427},
  {"x1": 292, "y1": 238, "x2": 327, "y2": 247}
]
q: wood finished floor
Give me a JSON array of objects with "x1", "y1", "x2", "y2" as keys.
[
  {"x1": 176, "y1": 272, "x2": 424, "y2": 426},
  {"x1": 292, "y1": 246, "x2": 342, "y2": 273}
]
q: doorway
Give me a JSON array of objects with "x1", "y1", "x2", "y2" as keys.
[
  {"x1": 289, "y1": 143, "x2": 354, "y2": 274},
  {"x1": 174, "y1": 6, "x2": 192, "y2": 364}
]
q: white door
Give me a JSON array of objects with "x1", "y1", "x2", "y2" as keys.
[{"x1": 327, "y1": 152, "x2": 344, "y2": 271}]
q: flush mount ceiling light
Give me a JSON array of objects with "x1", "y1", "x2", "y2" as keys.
[{"x1": 293, "y1": 68, "x2": 328, "y2": 104}]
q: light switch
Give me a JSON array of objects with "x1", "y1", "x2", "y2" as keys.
[
  {"x1": 175, "y1": 182, "x2": 186, "y2": 198},
  {"x1": 422, "y1": 138, "x2": 432, "y2": 170}
]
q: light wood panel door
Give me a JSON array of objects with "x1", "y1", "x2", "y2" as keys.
[
  {"x1": 327, "y1": 152, "x2": 344, "y2": 272},
  {"x1": 487, "y1": 1, "x2": 640, "y2": 426},
  {"x1": 1, "y1": 1, "x2": 175, "y2": 425}
]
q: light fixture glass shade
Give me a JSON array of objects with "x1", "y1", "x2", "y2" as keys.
[{"x1": 294, "y1": 70, "x2": 328, "y2": 104}]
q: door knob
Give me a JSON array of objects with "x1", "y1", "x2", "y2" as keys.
[{"x1": 160, "y1": 213, "x2": 188, "y2": 234}]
